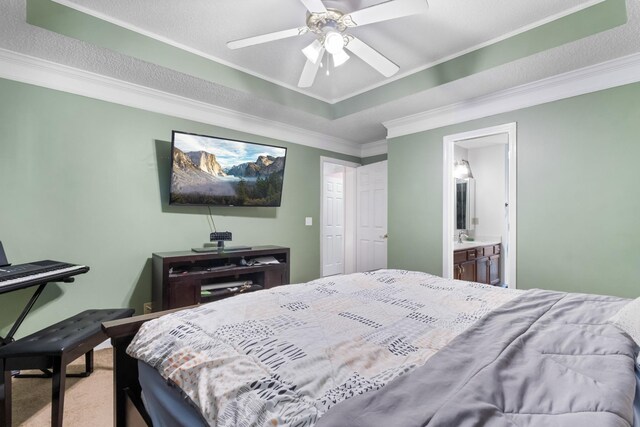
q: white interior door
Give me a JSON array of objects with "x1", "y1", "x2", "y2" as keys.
[
  {"x1": 357, "y1": 161, "x2": 388, "y2": 272},
  {"x1": 322, "y1": 163, "x2": 345, "y2": 276}
]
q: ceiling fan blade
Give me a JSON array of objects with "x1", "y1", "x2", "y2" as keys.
[
  {"x1": 343, "y1": 0, "x2": 429, "y2": 27},
  {"x1": 300, "y1": 0, "x2": 327, "y2": 14},
  {"x1": 345, "y1": 36, "x2": 399, "y2": 77},
  {"x1": 227, "y1": 27, "x2": 308, "y2": 50},
  {"x1": 298, "y1": 49, "x2": 325, "y2": 87}
]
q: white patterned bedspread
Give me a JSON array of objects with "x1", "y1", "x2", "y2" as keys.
[{"x1": 127, "y1": 269, "x2": 523, "y2": 427}]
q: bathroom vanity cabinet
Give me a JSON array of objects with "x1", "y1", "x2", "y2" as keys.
[{"x1": 453, "y1": 243, "x2": 501, "y2": 286}]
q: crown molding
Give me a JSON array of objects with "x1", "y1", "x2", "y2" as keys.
[
  {"x1": 0, "y1": 48, "x2": 362, "y2": 157},
  {"x1": 384, "y1": 51, "x2": 640, "y2": 139},
  {"x1": 360, "y1": 140, "x2": 388, "y2": 157}
]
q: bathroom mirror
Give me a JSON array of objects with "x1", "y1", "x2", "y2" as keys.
[{"x1": 456, "y1": 178, "x2": 475, "y2": 231}]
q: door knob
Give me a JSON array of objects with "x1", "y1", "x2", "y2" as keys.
[{"x1": 382, "y1": 234, "x2": 388, "y2": 239}]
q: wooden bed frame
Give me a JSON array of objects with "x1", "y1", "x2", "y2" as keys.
[{"x1": 102, "y1": 306, "x2": 195, "y2": 427}]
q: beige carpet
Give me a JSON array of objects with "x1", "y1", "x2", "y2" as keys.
[{"x1": 11, "y1": 348, "x2": 113, "y2": 426}]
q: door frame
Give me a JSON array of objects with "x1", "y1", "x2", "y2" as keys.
[
  {"x1": 320, "y1": 157, "x2": 360, "y2": 277},
  {"x1": 442, "y1": 123, "x2": 517, "y2": 288}
]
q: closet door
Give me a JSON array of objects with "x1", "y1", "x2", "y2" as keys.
[
  {"x1": 357, "y1": 161, "x2": 388, "y2": 272},
  {"x1": 322, "y1": 163, "x2": 345, "y2": 276}
]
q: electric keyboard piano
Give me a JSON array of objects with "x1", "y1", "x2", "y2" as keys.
[
  {"x1": 0, "y1": 260, "x2": 89, "y2": 295},
  {"x1": 0, "y1": 251, "x2": 90, "y2": 346}
]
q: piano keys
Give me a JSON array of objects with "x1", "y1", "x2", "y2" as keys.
[{"x1": 0, "y1": 261, "x2": 89, "y2": 294}]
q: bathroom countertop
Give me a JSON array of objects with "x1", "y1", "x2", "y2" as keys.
[{"x1": 453, "y1": 240, "x2": 501, "y2": 251}]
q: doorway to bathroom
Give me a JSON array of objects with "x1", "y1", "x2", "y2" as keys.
[{"x1": 442, "y1": 123, "x2": 517, "y2": 288}]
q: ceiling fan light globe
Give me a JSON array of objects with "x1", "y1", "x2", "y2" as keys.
[
  {"x1": 324, "y1": 31, "x2": 345, "y2": 55},
  {"x1": 332, "y1": 49, "x2": 350, "y2": 67},
  {"x1": 302, "y1": 39, "x2": 324, "y2": 64}
]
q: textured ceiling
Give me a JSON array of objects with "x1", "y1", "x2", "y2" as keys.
[
  {"x1": 1, "y1": 0, "x2": 639, "y2": 147},
  {"x1": 57, "y1": 0, "x2": 599, "y2": 102}
]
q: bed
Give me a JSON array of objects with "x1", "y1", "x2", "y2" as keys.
[{"x1": 103, "y1": 269, "x2": 640, "y2": 427}]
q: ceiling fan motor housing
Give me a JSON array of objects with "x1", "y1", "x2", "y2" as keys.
[
  {"x1": 307, "y1": 8, "x2": 350, "y2": 51},
  {"x1": 306, "y1": 9, "x2": 348, "y2": 34}
]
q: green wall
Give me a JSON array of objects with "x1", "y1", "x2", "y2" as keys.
[
  {"x1": 388, "y1": 82, "x2": 640, "y2": 298},
  {"x1": 361, "y1": 154, "x2": 388, "y2": 165},
  {"x1": 0, "y1": 78, "x2": 359, "y2": 337}
]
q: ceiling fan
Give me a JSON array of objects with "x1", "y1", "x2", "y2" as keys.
[{"x1": 227, "y1": 0, "x2": 430, "y2": 88}]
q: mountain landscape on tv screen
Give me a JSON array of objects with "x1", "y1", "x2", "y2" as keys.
[{"x1": 170, "y1": 147, "x2": 286, "y2": 206}]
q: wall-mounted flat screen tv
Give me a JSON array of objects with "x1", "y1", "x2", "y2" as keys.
[{"x1": 169, "y1": 131, "x2": 287, "y2": 207}]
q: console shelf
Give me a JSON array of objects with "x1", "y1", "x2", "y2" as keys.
[{"x1": 152, "y1": 245, "x2": 290, "y2": 311}]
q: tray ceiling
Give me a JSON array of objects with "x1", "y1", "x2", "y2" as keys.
[
  {"x1": 53, "y1": 0, "x2": 605, "y2": 102},
  {"x1": 2, "y1": 0, "x2": 639, "y2": 148}
]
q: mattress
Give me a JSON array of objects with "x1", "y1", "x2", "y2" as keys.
[
  {"x1": 138, "y1": 360, "x2": 206, "y2": 427},
  {"x1": 129, "y1": 270, "x2": 638, "y2": 426},
  {"x1": 138, "y1": 356, "x2": 640, "y2": 427}
]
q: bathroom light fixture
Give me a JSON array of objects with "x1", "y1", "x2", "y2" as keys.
[{"x1": 454, "y1": 160, "x2": 474, "y2": 179}]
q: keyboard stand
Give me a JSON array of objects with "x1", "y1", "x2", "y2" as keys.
[
  {"x1": 0, "y1": 276, "x2": 77, "y2": 347},
  {"x1": 0, "y1": 283, "x2": 47, "y2": 346}
]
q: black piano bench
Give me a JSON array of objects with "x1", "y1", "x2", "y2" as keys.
[{"x1": 0, "y1": 308, "x2": 134, "y2": 427}]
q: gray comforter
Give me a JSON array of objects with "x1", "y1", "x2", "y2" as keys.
[{"x1": 318, "y1": 289, "x2": 638, "y2": 427}]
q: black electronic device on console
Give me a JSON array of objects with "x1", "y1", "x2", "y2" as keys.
[
  {"x1": 210, "y1": 232, "x2": 232, "y2": 248},
  {"x1": 193, "y1": 231, "x2": 251, "y2": 253},
  {"x1": 200, "y1": 231, "x2": 251, "y2": 252}
]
